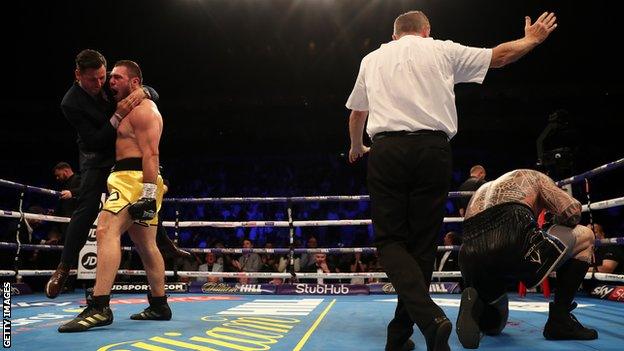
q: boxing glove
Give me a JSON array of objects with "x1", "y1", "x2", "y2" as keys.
[{"x1": 129, "y1": 183, "x2": 157, "y2": 220}]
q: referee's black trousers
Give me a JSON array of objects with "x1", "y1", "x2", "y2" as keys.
[{"x1": 368, "y1": 131, "x2": 452, "y2": 346}]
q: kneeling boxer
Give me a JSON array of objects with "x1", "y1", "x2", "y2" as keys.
[
  {"x1": 456, "y1": 169, "x2": 597, "y2": 348},
  {"x1": 59, "y1": 60, "x2": 170, "y2": 332}
]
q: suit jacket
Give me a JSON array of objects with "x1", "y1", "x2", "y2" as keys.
[{"x1": 61, "y1": 82, "x2": 159, "y2": 170}]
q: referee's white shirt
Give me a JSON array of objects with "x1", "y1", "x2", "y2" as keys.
[{"x1": 345, "y1": 35, "x2": 492, "y2": 139}]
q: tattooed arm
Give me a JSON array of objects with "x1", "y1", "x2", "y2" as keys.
[{"x1": 537, "y1": 172, "x2": 582, "y2": 227}]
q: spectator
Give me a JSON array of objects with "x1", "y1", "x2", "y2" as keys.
[
  {"x1": 367, "y1": 251, "x2": 385, "y2": 283},
  {"x1": 232, "y1": 238, "x2": 262, "y2": 283},
  {"x1": 300, "y1": 235, "x2": 318, "y2": 268},
  {"x1": 259, "y1": 242, "x2": 278, "y2": 283},
  {"x1": 436, "y1": 231, "x2": 461, "y2": 272},
  {"x1": 302, "y1": 253, "x2": 337, "y2": 284},
  {"x1": 349, "y1": 251, "x2": 368, "y2": 284},
  {"x1": 197, "y1": 252, "x2": 224, "y2": 283},
  {"x1": 259, "y1": 242, "x2": 278, "y2": 273},
  {"x1": 590, "y1": 224, "x2": 624, "y2": 274},
  {"x1": 173, "y1": 253, "x2": 201, "y2": 283}
]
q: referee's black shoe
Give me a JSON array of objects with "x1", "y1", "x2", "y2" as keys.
[{"x1": 424, "y1": 316, "x2": 452, "y2": 351}]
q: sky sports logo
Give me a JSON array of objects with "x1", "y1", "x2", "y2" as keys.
[{"x1": 3, "y1": 282, "x2": 10, "y2": 348}]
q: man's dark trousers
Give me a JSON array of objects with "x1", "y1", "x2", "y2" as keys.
[
  {"x1": 59, "y1": 167, "x2": 108, "y2": 266},
  {"x1": 368, "y1": 131, "x2": 452, "y2": 346}
]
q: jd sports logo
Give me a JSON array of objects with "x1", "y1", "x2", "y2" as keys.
[
  {"x1": 82, "y1": 253, "x2": 98, "y2": 270},
  {"x1": 87, "y1": 227, "x2": 97, "y2": 242}
]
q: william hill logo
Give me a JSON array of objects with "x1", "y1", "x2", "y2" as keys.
[
  {"x1": 201, "y1": 283, "x2": 271, "y2": 294},
  {"x1": 202, "y1": 283, "x2": 240, "y2": 293},
  {"x1": 239, "y1": 285, "x2": 263, "y2": 293}
]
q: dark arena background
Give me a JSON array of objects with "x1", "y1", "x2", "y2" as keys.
[{"x1": 1, "y1": 1, "x2": 624, "y2": 350}]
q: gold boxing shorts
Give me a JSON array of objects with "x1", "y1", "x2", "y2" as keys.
[{"x1": 102, "y1": 158, "x2": 164, "y2": 226}]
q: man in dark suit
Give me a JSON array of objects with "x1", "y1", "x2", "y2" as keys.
[{"x1": 46, "y1": 49, "x2": 188, "y2": 299}]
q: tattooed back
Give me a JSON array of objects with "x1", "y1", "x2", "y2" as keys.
[{"x1": 464, "y1": 169, "x2": 582, "y2": 227}]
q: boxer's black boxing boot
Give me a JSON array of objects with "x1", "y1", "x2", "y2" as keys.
[
  {"x1": 456, "y1": 287, "x2": 483, "y2": 349},
  {"x1": 58, "y1": 295, "x2": 112, "y2": 332},
  {"x1": 543, "y1": 302, "x2": 597, "y2": 340},
  {"x1": 544, "y1": 259, "x2": 597, "y2": 340},
  {"x1": 131, "y1": 294, "x2": 172, "y2": 321},
  {"x1": 479, "y1": 293, "x2": 509, "y2": 336}
]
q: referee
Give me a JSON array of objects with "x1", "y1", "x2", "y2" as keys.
[{"x1": 346, "y1": 10, "x2": 557, "y2": 351}]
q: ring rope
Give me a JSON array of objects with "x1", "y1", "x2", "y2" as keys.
[
  {"x1": 0, "y1": 243, "x2": 461, "y2": 253},
  {"x1": 556, "y1": 157, "x2": 624, "y2": 186},
  {"x1": 162, "y1": 192, "x2": 475, "y2": 204},
  {"x1": 4, "y1": 240, "x2": 624, "y2": 253},
  {"x1": 3, "y1": 269, "x2": 624, "y2": 284},
  {"x1": 1, "y1": 195, "x2": 622, "y2": 227},
  {"x1": 0, "y1": 179, "x2": 60, "y2": 196}
]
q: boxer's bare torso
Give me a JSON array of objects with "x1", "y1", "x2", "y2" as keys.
[
  {"x1": 465, "y1": 169, "x2": 581, "y2": 227},
  {"x1": 116, "y1": 99, "x2": 162, "y2": 160}
]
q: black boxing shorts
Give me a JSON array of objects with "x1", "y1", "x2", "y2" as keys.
[{"x1": 459, "y1": 202, "x2": 575, "y2": 303}]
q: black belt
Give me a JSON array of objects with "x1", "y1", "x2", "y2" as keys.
[
  {"x1": 111, "y1": 158, "x2": 143, "y2": 172},
  {"x1": 372, "y1": 130, "x2": 448, "y2": 142},
  {"x1": 111, "y1": 158, "x2": 164, "y2": 173}
]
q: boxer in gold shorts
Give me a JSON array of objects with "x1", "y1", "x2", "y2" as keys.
[
  {"x1": 103, "y1": 162, "x2": 165, "y2": 227},
  {"x1": 60, "y1": 60, "x2": 171, "y2": 332}
]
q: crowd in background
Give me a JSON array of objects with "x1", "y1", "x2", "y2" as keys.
[{"x1": 1, "y1": 156, "x2": 623, "y2": 291}]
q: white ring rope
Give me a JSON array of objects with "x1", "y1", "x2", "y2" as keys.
[
  {"x1": 0, "y1": 243, "x2": 463, "y2": 254},
  {"x1": 0, "y1": 210, "x2": 70, "y2": 223},
  {"x1": 162, "y1": 192, "x2": 476, "y2": 204},
  {"x1": 3, "y1": 196, "x2": 621, "y2": 228},
  {"x1": 0, "y1": 269, "x2": 77, "y2": 277},
  {"x1": 4, "y1": 240, "x2": 624, "y2": 255},
  {"x1": 3, "y1": 269, "x2": 623, "y2": 284},
  {"x1": 582, "y1": 196, "x2": 624, "y2": 211},
  {"x1": 556, "y1": 157, "x2": 624, "y2": 186},
  {"x1": 0, "y1": 179, "x2": 60, "y2": 196}
]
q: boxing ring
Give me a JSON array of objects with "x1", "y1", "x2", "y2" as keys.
[{"x1": 1, "y1": 159, "x2": 624, "y2": 350}]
